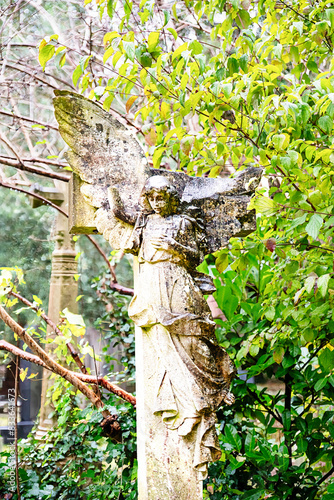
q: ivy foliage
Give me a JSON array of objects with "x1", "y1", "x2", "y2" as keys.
[
  {"x1": 31, "y1": 0, "x2": 334, "y2": 498},
  {"x1": 0, "y1": 391, "x2": 137, "y2": 499}
]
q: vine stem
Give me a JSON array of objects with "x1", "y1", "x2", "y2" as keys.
[{"x1": 14, "y1": 341, "x2": 21, "y2": 500}]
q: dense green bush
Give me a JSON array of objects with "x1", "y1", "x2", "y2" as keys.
[{"x1": 0, "y1": 390, "x2": 137, "y2": 500}]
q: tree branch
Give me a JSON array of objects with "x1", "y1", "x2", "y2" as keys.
[
  {"x1": 0, "y1": 179, "x2": 69, "y2": 216},
  {"x1": 9, "y1": 290, "x2": 88, "y2": 374},
  {"x1": 0, "y1": 155, "x2": 70, "y2": 181},
  {"x1": 0, "y1": 110, "x2": 58, "y2": 130},
  {"x1": 5, "y1": 63, "x2": 59, "y2": 90},
  {"x1": 0, "y1": 339, "x2": 136, "y2": 406},
  {"x1": 0, "y1": 182, "x2": 134, "y2": 296},
  {"x1": 0, "y1": 305, "x2": 103, "y2": 409}
]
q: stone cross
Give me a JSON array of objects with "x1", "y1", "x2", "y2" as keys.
[
  {"x1": 31, "y1": 183, "x2": 79, "y2": 439},
  {"x1": 53, "y1": 91, "x2": 261, "y2": 499}
]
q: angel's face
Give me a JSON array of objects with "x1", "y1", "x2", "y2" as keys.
[{"x1": 147, "y1": 190, "x2": 170, "y2": 216}]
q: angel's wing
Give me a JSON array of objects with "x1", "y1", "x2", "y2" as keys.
[
  {"x1": 181, "y1": 166, "x2": 262, "y2": 255},
  {"x1": 53, "y1": 90, "x2": 150, "y2": 249},
  {"x1": 54, "y1": 91, "x2": 261, "y2": 253}
]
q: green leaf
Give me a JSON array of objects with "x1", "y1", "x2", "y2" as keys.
[
  {"x1": 318, "y1": 116, "x2": 333, "y2": 135},
  {"x1": 107, "y1": 0, "x2": 114, "y2": 18},
  {"x1": 172, "y1": 42, "x2": 188, "y2": 61},
  {"x1": 273, "y1": 346, "x2": 284, "y2": 364},
  {"x1": 33, "y1": 295, "x2": 43, "y2": 305},
  {"x1": 221, "y1": 83, "x2": 233, "y2": 98},
  {"x1": 241, "y1": 489, "x2": 263, "y2": 500},
  {"x1": 305, "y1": 214, "x2": 323, "y2": 240},
  {"x1": 103, "y1": 31, "x2": 120, "y2": 44},
  {"x1": 139, "y1": 52, "x2": 152, "y2": 67},
  {"x1": 272, "y1": 134, "x2": 290, "y2": 150},
  {"x1": 167, "y1": 28, "x2": 178, "y2": 40},
  {"x1": 103, "y1": 46, "x2": 114, "y2": 64},
  {"x1": 72, "y1": 65, "x2": 83, "y2": 86},
  {"x1": 123, "y1": 41, "x2": 135, "y2": 61},
  {"x1": 318, "y1": 274, "x2": 330, "y2": 297},
  {"x1": 326, "y1": 8, "x2": 334, "y2": 28},
  {"x1": 290, "y1": 213, "x2": 307, "y2": 229},
  {"x1": 305, "y1": 276, "x2": 316, "y2": 294},
  {"x1": 236, "y1": 10, "x2": 251, "y2": 29},
  {"x1": 38, "y1": 44, "x2": 55, "y2": 70},
  {"x1": 224, "y1": 424, "x2": 242, "y2": 451},
  {"x1": 248, "y1": 195, "x2": 277, "y2": 216},
  {"x1": 152, "y1": 146, "x2": 165, "y2": 168},
  {"x1": 62, "y1": 308, "x2": 85, "y2": 327},
  {"x1": 319, "y1": 348, "x2": 334, "y2": 373},
  {"x1": 314, "y1": 377, "x2": 328, "y2": 392},
  {"x1": 163, "y1": 10, "x2": 170, "y2": 26},
  {"x1": 293, "y1": 21, "x2": 303, "y2": 35},
  {"x1": 249, "y1": 344, "x2": 259, "y2": 357},
  {"x1": 265, "y1": 306, "x2": 275, "y2": 321},
  {"x1": 189, "y1": 40, "x2": 203, "y2": 55},
  {"x1": 280, "y1": 156, "x2": 291, "y2": 169},
  {"x1": 216, "y1": 252, "x2": 229, "y2": 273}
]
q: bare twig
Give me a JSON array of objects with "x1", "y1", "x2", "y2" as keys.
[
  {"x1": 0, "y1": 110, "x2": 58, "y2": 130},
  {"x1": 0, "y1": 180, "x2": 69, "y2": 216},
  {"x1": 85, "y1": 234, "x2": 116, "y2": 280},
  {"x1": 0, "y1": 156, "x2": 70, "y2": 181},
  {"x1": 5, "y1": 63, "x2": 59, "y2": 90},
  {"x1": 1, "y1": 181, "x2": 134, "y2": 294}
]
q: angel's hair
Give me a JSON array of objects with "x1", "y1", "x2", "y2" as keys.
[{"x1": 140, "y1": 176, "x2": 180, "y2": 214}]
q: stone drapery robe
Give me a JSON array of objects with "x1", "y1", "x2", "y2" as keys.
[{"x1": 126, "y1": 212, "x2": 235, "y2": 478}]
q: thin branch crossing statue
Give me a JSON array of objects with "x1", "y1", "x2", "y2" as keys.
[{"x1": 53, "y1": 91, "x2": 261, "y2": 500}]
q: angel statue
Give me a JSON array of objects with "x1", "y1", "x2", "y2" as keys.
[{"x1": 54, "y1": 90, "x2": 262, "y2": 487}]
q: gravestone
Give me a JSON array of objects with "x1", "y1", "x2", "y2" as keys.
[{"x1": 53, "y1": 91, "x2": 261, "y2": 499}]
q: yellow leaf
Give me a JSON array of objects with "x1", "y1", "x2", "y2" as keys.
[
  {"x1": 126, "y1": 95, "x2": 139, "y2": 113},
  {"x1": 20, "y1": 367, "x2": 28, "y2": 382},
  {"x1": 103, "y1": 46, "x2": 114, "y2": 64},
  {"x1": 160, "y1": 102, "x2": 170, "y2": 119},
  {"x1": 145, "y1": 128, "x2": 157, "y2": 146}
]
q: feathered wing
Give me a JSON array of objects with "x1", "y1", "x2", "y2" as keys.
[
  {"x1": 53, "y1": 90, "x2": 150, "y2": 249},
  {"x1": 180, "y1": 166, "x2": 263, "y2": 255},
  {"x1": 53, "y1": 91, "x2": 261, "y2": 252}
]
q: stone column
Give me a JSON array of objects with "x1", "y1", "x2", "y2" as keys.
[{"x1": 36, "y1": 182, "x2": 78, "y2": 437}]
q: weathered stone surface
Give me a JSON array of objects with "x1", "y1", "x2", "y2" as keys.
[
  {"x1": 126, "y1": 176, "x2": 236, "y2": 490},
  {"x1": 54, "y1": 90, "x2": 150, "y2": 224},
  {"x1": 36, "y1": 184, "x2": 78, "y2": 439},
  {"x1": 53, "y1": 91, "x2": 262, "y2": 499},
  {"x1": 53, "y1": 92, "x2": 261, "y2": 242},
  {"x1": 68, "y1": 173, "x2": 96, "y2": 234},
  {"x1": 136, "y1": 322, "x2": 203, "y2": 500}
]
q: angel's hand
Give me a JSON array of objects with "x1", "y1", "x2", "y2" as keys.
[{"x1": 150, "y1": 235, "x2": 177, "y2": 251}]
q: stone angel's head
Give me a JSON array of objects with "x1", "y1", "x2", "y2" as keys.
[{"x1": 140, "y1": 176, "x2": 180, "y2": 217}]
